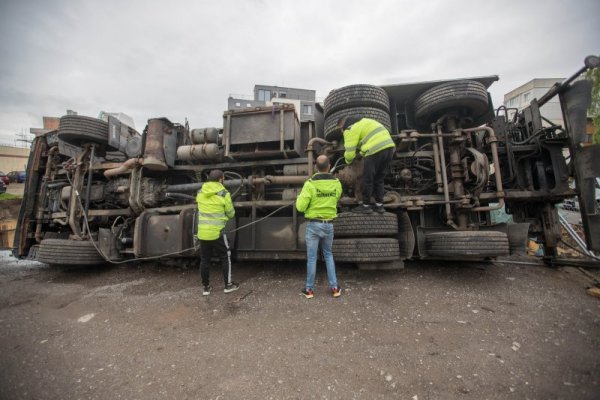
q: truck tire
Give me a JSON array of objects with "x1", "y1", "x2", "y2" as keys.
[
  {"x1": 397, "y1": 211, "x2": 415, "y2": 259},
  {"x1": 332, "y1": 238, "x2": 400, "y2": 262},
  {"x1": 37, "y1": 238, "x2": 105, "y2": 266},
  {"x1": 58, "y1": 115, "x2": 109, "y2": 147},
  {"x1": 425, "y1": 231, "x2": 509, "y2": 257},
  {"x1": 324, "y1": 84, "x2": 390, "y2": 118},
  {"x1": 334, "y1": 212, "x2": 398, "y2": 238},
  {"x1": 414, "y1": 80, "x2": 489, "y2": 122},
  {"x1": 324, "y1": 107, "x2": 392, "y2": 141}
]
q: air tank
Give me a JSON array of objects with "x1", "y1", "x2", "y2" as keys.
[
  {"x1": 190, "y1": 127, "x2": 220, "y2": 144},
  {"x1": 176, "y1": 143, "x2": 222, "y2": 162}
]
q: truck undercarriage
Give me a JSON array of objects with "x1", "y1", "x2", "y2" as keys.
[{"x1": 13, "y1": 56, "x2": 600, "y2": 268}]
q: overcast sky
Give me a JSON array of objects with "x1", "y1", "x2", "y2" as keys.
[{"x1": 0, "y1": 0, "x2": 598, "y2": 145}]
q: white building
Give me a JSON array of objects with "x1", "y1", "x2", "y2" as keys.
[{"x1": 503, "y1": 78, "x2": 564, "y2": 127}]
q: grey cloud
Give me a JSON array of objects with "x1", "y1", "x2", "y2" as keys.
[{"x1": 0, "y1": 0, "x2": 598, "y2": 141}]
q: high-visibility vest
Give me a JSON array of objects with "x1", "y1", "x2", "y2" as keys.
[
  {"x1": 296, "y1": 173, "x2": 342, "y2": 220},
  {"x1": 343, "y1": 118, "x2": 395, "y2": 164},
  {"x1": 196, "y1": 181, "x2": 235, "y2": 240}
]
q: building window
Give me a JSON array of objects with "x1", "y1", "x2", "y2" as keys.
[
  {"x1": 258, "y1": 89, "x2": 271, "y2": 102},
  {"x1": 523, "y1": 92, "x2": 530, "y2": 102},
  {"x1": 235, "y1": 102, "x2": 241, "y2": 107},
  {"x1": 246, "y1": 103, "x2": 251, "y2": 107},
  {"x1": 303, "y1": 104, "x2": 313, "y2": 115},
  {"x1": 279, "y1": 92, "x2": 287, "y2": 98}
]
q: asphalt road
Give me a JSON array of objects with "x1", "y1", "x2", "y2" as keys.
[{"x1": 0, "y1": 251, "x2": 599, "y2": 400}]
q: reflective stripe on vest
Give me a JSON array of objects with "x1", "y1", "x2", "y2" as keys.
[
  {"x1": 358, "y1": 126, "x2": 386, "y2": 149},
  {"x1": 363, "y1": 138, "x2": 395, "y2": 156},
  {"x1": 198, "y1": 212, "x2": 226, "y2": 218},
  {"x1": 198, "y1": 220, "x2": 226, "y2": 226}
]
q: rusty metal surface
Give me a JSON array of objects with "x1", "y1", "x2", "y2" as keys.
[
  {"x1": 236, "y1": 217, "x2": 303, "y2": 251},
  {"x1": 133, "y1": 209, "x2": 197, "y2": 258},
  {"x1": 224, "y1": 106, "x2": 299, "y2": 145},
  {"x1": 222, "y1": 105, "x2": 302, "y2": 159},
  {"x1": 13, "y1": 138, "x2": 46, "y2": 257},
  {"x1": 143, "y1": 118, "x2": 171, "y2": 171}
]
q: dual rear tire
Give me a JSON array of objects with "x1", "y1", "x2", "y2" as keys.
[
  {"x1": 332, "y1": 212, "x2": 400, "y2": 263},
  {"x1": 323, "y1": 85, "x2": 391, "y2": 141}
]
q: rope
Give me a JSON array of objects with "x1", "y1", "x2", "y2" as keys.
[
  {"x1": 64, "y1": 170, "x2": 294, "y2": 264},
  {"x1": 225, "y1": 202, "x2": 294, "y2": 234}
]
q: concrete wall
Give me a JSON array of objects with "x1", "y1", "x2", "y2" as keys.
[
  {"x1": 0, "y1": 146, "x2": 30, "y2": 173},
  {"x1": 227, "y1": 98, "x2": 264, "y2": 111}
]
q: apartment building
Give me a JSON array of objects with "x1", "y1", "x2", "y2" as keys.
[{"x1": 228, "y1": 85, "x2": 316, "y2": 122}]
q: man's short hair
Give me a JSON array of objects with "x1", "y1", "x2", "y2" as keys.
[
  {"x1": 315, "y1": 156, "x2": 330, "y2": 172},
  {"x1": 337, "y1": 116, "x2": 360, "y2": 132},
  {"x1": 208, "y1": 169, "x2": 224, "y2": 182}
]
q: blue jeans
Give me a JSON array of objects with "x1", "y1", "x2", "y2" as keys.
[{"x1": 305, "y1": 222, "x2": 338, "y2": 290}]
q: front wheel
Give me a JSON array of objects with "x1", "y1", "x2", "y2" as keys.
[{"x1": 37, "y1": 239, "x2": 105, "y2": 266}]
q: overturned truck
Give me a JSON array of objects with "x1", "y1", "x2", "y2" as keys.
[{"x1": 13, "y1": 56, "x2": 600, "y2": 268}]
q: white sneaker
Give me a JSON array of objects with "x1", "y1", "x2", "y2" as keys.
[{"x1": 224, "y1": 282, "x2": 240, "y2": 293}]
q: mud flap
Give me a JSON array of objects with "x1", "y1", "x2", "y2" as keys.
[
  {"x1": 571, "y1": 144, "x2": 600, "y2": 251},
  {"x1": 561, "y1": 80, "x2": 600, "y2": 251}
]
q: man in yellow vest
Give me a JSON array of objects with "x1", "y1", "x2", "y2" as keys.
[
  {"x1": 338, "y1": 116, "x2": 395, "y2": 214},
  {"x1": 196, "y1": 169, "x2": 239, "y2": 296},
  {"x1": 296, "y1": 155, "x2": 343, "y2": 299}
]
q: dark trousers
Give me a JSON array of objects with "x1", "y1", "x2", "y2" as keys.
[
  {"x1": 362, "y1": 148, "x2": 394, "y2": 204},
  {"x1": 199, "y1": 234, "x2": 232, "y2": 287}
]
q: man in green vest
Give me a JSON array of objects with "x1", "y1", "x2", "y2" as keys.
[
  {"x1": 296, "y1": 155, "x2": 343, "y2": 299},
  {"x1": 196, "y1": 169, "x2": 239, "y2": 296},
  {"x1": 338, "y1": 116, "x2": 395, "y2": 214}
]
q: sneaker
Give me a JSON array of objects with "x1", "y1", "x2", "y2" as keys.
[
  {"x1": 301, "y1": 288, "x2": 314, "y2": 299},
  {"x1": 352, "y1": 204, "x2": 373, "y2": 214},
  {"x1": 373, "y1": 204, "x2": 385, "y2": 214},
  {"x1": 332, "y1": 287, "x2": 342, "y2": 298},
  {"x1": 202, "y1": 285, "x2": 212, "y2": 296},
  {"x1": 224, "y1": 282, "x2": 240, "y2": 293}
]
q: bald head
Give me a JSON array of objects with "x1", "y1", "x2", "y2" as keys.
[{"x1": 315, "y1": 155, "x2": 330, "y2": 173}]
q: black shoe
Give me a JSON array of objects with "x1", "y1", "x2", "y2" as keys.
[
  {"x1": 224, "y1": 282, "x2": 240, "y2": 293},
  {"x1": 373, "y1": 204, "x2": 385, "y2": 214},
  {"x1": 352, "y1": 204, "x2": 373, "y2": 214},
  {"x1": 301, "y1": 288, "x2": 314, "y2": 299},
  {"x1": 202, "y1": 285, "x2": 212, "y2": 296}
]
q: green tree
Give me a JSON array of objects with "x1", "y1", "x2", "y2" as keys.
[{"x1": 587, "y1": 67, "x2": 600, "y2": 144}]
